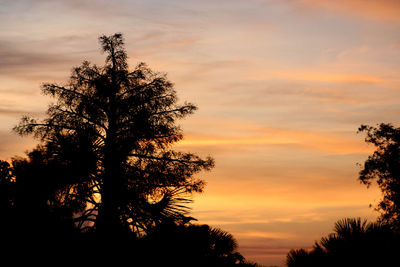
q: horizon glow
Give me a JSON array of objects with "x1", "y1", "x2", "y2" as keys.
[{"x1": 1, "y1": 0, "x2": 399, "y2": 265}]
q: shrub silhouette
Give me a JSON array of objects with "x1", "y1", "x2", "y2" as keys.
[{"x1": 286, "y1": 218, "x2": 400, "y2": 267}]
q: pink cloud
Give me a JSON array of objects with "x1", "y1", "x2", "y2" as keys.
[{"x1": 290, "y1": 0, "x2": 400, "y2": 22}]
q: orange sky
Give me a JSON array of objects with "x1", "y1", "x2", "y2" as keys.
[{"x1": 1, "y1": 0, "x2": 399, "y2": 266}]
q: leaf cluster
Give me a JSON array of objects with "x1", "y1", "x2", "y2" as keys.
[
  {"x1": 358, "y1": 123, "x2": 400, "y2": 225},
  {"x1": 286, "y1": 218, "x2": 400, "y2": 267}
]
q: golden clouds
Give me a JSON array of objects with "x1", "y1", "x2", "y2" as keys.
[
  {"x1": 243, "y1": 69, "x2": 383, "y2": 84},
  {"x1": 178, "y1": 125, "x2": 372, "y2": 155},
  {"x1": 1, "y1": 0, "x2": 399, "y2": 266},
  {"x1": 301, "y1": 0, "x2": 400, "y2": 22}
]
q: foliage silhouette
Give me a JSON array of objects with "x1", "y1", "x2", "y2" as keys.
[
  {"x1": 0, "y1": 152, "x2": 84, "y2": 262},
  {"x1": 141, "y1": 221, "x2": 259, "y2": 266},
  {"x1": 0, "y1": 157, "x2": 257, "y2": 265},
  {"x1": 0, "y1": 33, "x2": 261, "y2": 266},
  {"x1": 358, "y1": 123, "x2": 400, "y2": 226},
  {"x1": 0, "y1": 151, "x2": 78, "y2": 237},
  {"x1": 286, "y1": 218, "x2": 400, "y2": 267},
  {"x1": 13, "y1": 33, "x2": 214, "y2": 235},
  {"x1": 285, "y1": 123, "x2": 400, "y2": 267}
]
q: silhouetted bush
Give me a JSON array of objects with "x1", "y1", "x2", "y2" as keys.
[{"x1": 286, "y1": 218, "x2": 400, "y2": 267}]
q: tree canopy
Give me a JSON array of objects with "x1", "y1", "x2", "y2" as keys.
[
  {"x1": 13, "y1": 33, "x2": 214, "y2": 235},
  {"x1": 285, "y1": 123, "x2": 400, "y2": 267},
  {"x1": 286, "y1": 218, "x2": 399, "y2": 267},
  {"x1": 358, "y1": 123, "x2": 400, "y2": 226}
]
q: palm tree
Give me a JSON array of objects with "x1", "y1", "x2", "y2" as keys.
[
  {"x1": 286, "y1": 218, "x2": 400, "y2": 267},
  {"x1": 141, "y1": 222, "x2": 257, "y2": 266}
]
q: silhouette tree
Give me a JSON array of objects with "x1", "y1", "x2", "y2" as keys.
[
  {"x1": 0, "y1": 149, "x2": 80, "y2": 242},
  {"x1": 142, "y1": 221, "x2": 258, "y2": 266},
  {"x1": 286, "y1": 248, "x2": 321, "y2": 267},
  {"x1": 285, "y1": 123, "x2": 400, "y2": 267},
  {"x1": 0, "y1": 160, "x2": 16, "y2": 231},
  {"x1": 358, "y1": 123, "x2": 400, "y2": 226},
  {"x1": 14, "y1": 33, "x2": 214, "y2": 235},
  {"x1": 1, "y1": 155, "x2": 256, "y2": 265},
  {"x1": 286, "y1": 218, "x2": 400, "y2": 267}
]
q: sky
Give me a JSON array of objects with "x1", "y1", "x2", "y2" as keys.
[{"x1": 1, "y1": 0, "x2": 400, "y2": 265}]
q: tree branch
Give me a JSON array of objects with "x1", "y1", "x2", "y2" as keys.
[
  {"x1": 129, "y1": 153, "x2": 205, "y2": 164},
  {"x1": 53, "y1": 106, "x2": 108, "y2": 131}
]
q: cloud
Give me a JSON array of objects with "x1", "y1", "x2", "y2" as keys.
[
  {"x1": 178, "y1": 124, "x2": 372, "y2": 155},
  {"x1": 194, "y1": 206, "x2": 378, "y2": 265},
  {"x1": 0, "y1": 131, "x2": 37, "y2": 159},
  {"x1": 282, "y1": 0, "x2": 400, "y2": 22},
  {"x1": 0, "y1": 39, "x2": 86, "y2": 82},
  {"x1": 0, "y1": 45, "x2": 73, "y2": 71},
  {"x1": 243, "y1": 69, "x2": 383, "y2": 84},
  {"x1": 0, "y1": 0, "x2": 127, "y2": 19},
  {"x1": 0, "y1": 2, "x2": 397, "y2": 266},
  {"x1": 0, "y1": 108, "x2": 40, "y2": 116}
]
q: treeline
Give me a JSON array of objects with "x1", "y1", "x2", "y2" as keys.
[{"x1": 286, "y1": 124, "x2": 400, "y2": 267}]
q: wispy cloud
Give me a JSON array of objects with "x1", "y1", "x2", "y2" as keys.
[
  {"x1": 178, "y1": 124, "x2": 372, "y2": 155},
  {"x1": 192, "y1": 203, "x2": 379, "y2": 265},
  {"x1": 0, "y1": 44, "x2": 76, "y2": 72},
  {"x1": 0, "y1": 1, "x2": 398, "y2": 266},
  {"x1": 0, "y1": 131, "x2": 37, "y2": 159},
  {"x1": 298, "y1": 0, "x2": 400, "y2": 22},
  {"x1": 243, "y1": 69, "x2": 384, "y2": 84}
]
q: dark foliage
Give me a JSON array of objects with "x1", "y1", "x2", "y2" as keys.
[
  {"x1": 285, "y1": 123, "x2": 400, "y2": 267},
  {"x1": 358, "y1": 123, "x2": 400, "y2": 225},
  {"x1": 0, "y1": 33, "x2": 261, "y2": 266},
  {"x1": 0, "y1": 152, "x2": 78, "y2": 238},
  {"x1": 13, "y1": 33, "x2": 214, "y2": 235},
  {"x1": 0, "y1": 154, "x2": 81, "y2": 262},
  {"x1": 286, "y1": 218, "x2": 400, "y2": 267},
  {"x1": 140, "y1": 221, "x2": 259, "y2": 267},
  {"x1": 0, "y1": 154, "x2": 257, "y2": 266}
]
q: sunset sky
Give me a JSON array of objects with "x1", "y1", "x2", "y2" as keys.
[{"x1": 1, "y1": 0, "x2": 400, "y2": 266}]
